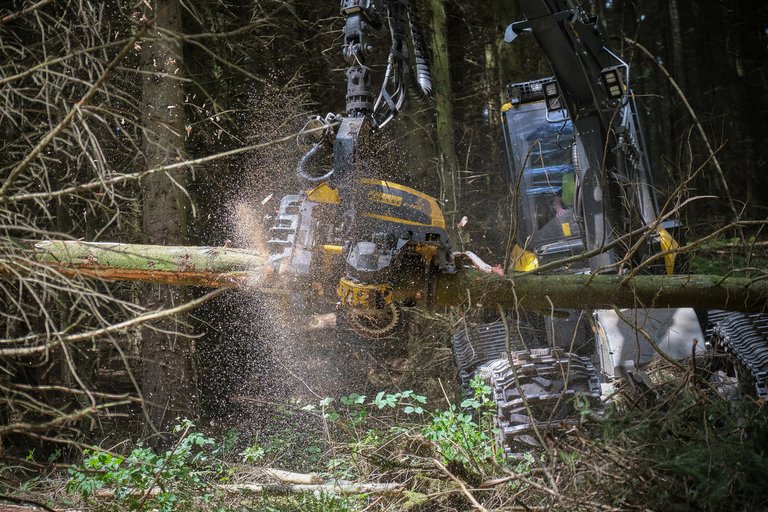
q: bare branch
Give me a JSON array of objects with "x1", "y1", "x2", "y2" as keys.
[
  {"x1": 624, "y1": 36, "x2": 740, "y2": 220},
  {"x1": 0, "y1": 0, "x2": 56, "y2": 26},
  {"x1": 3, "y1": 124, "x2": 334, "y2": 203},
  {"x1": 0, "y1": 288, "x2": 226, "y2": 357},
  {"x1": 0, "y1": 25, "x2": 146, "y2": 198}
]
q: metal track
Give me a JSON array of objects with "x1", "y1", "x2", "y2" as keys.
[
  {"x1": 709, "y1": 311, "x2": 768, "y2": 400},
  {"x1": 452, "y1": 320, "x2": 516, "y2": 388},
  {"x1": 477, "y1": 349, "x2": 601, "y2": 457},
  {"x1": 451, "y1": 315, "x2": 545, "y2": 388}
]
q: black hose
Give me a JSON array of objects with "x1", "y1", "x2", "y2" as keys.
[
  {"x1": 407, "y1": 0, "x2": 432, "y2": 100},
  {"x1": 296, "y1": 142, "x2": 334, "y2": 184}
]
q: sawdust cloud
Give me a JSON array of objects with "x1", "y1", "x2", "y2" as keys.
[
  {"x1": 197, "y1": 70, "x2": 464, "y2": 445},
  {"x1": 199, "y1": 80, "x2": 380, "y2": 440}
]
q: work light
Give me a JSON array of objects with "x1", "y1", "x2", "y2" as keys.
[
  {"x1": 600, "y1": 67, "x2": 625, "y2": 100},
  {"x1": 543, "y1": 80, "x2": 562, "y2": 111}
]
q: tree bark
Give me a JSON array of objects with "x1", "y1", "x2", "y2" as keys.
[
  {"x1": 7, "y1": 241, "x2": 768, "y2": 315},
  {"x1": 140, "y1": 0, "x2": 195, "y2": 441},
  {"x1": 431, "y1": 270, "x2": 768, "y2": 314},
  {"x1": 428, "y1": 0, "x2": 460, "y2": 233},
  {"x1": 667, "y1": 0, "x2": 687, "y2": 94}
]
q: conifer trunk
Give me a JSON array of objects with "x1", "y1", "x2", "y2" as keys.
[
  {"x1": 428, "y1": 0, "x2": 460, "y2": 233},
  {"x1": 140, "y1": 0, "x2": 196, "y2": 441}
]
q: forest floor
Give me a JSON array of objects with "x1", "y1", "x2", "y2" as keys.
[{"x1": 4, "y1": 343, "x2": 768, "y2": 511}]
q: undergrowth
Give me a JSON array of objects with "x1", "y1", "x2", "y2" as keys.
[
  {"x1": 60, "y1": 377, "x2": 502, "y2": 511},
  {"x1": 688, "y1": 236, "x2": 768, "y2": 275},
  {"x1": 6, "y1": 365, "x2": 767, "y2": 511},
  {"x1": 66, "y1": 419, "x2": 221, "y2": 511},
  {"x1": 597, "y1": 366, "x2": 768, "y2": 511}
]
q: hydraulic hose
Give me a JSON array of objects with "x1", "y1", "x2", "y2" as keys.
[
  {"x1": 372, "y1": 0, "x2": 431, "y2": 128},
  {"x1": 296, "y1": 141, "x2": 334, "y2": 184},
  {"x1": 407, "y1": 0, "x2": 432, "y2": 100}
]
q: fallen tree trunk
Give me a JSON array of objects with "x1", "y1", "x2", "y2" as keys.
[
  {"x1": 4, "y1": 241, "x2": 767, "y2": 313},
  {"x1": 433, "y1": 268, "x2": 768, "y2": 313}
]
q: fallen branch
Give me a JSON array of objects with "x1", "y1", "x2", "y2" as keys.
[
  {"x1": 218, "y1": 481, "x2": 404, "y2": 495},
  {"x1": 0, "y1": 0, "x2": 56, "y2": 27},
  {"x1": 0, "y1": 494, "x2": 56, "y2": 512},
  {"x1": 432, "y1": 458, "x2": 488, "y2": 512},
  {"x1": 94, "y1": 481, "x2": 404, "y2": 498},
  {"x1": 257, "y1": 468, "x2": 324, "y2": 484},
  {"x1": 0, "y1": 400, "x2": 131, "y2": 435}
]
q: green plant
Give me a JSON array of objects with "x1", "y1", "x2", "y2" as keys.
[
  {"x1": 259, "y1": 491, "x2": 361, "y2": 512},
  {"x1": 373, "y1": 390, "x2": 427, "y2": 415},
  {"x1": 422, "y1": 375, "x2": 500, "y2": 466},
  {"x1": 309, "y1": 383, "x2": 501, "y2": 473},
  {"x1": 213, "y1": 429, "x2": 240, "y2": 458},
  {"x1": 600, "y1": 385, "x2": 768, "y2": 512},
  {"x1": 240, "y1": 443, "x2": 266, "y2": 464},
  {"x1": 67, "y1": 419, "x2": 219, "y2": 511},
  {"x1": 311, "y1": 390, "x2": 427, "y2": 420}
]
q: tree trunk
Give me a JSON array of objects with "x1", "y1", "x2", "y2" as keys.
[
  {"x1": 484, "y1": 42, "x2": 500, "y2": 194},
  {"x1": 731, "y1": 0, "x2": 768, "y2": 212},
  {"x1": 667, "y1": 0, "x2": 687, "y2": 94},
  {"x1": 140, "y1": 0, "x2": 195, "y2": 442},
  {"x1": 8, "y1": 241, "x2": 768, "y2": 315},
  {"x1": 432, "y1": 269, "x2": 768, "y2": 314},
  {"x1": 428, "y1": 0, "x2": 460, "y2": 234}
]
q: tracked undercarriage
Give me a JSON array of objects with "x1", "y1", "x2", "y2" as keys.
[
  {"x1": 452, "y1": 312, "x2": 601, "y2": 456},
  {"x1": 478, "y1": 350, "x2": 601, "y2": 457},
  {"x1": 451, "y1": 309, "x2": 768, "y2": 457},
  {"x1": 709, "y1": 311, "x2": 768, "y2": 400}
]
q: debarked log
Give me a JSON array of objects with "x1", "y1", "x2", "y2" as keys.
[{"x1": 6, "y1": 240, "x2": 268, "y2": 288}]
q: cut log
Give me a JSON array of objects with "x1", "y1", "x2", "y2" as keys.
[{"x1": 8, "y1": 241, "x2": 267, "y2": 288}]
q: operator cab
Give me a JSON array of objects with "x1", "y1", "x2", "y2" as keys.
[{"x1": 501, "y1": 78, "x2": 586, "y2": 269}]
